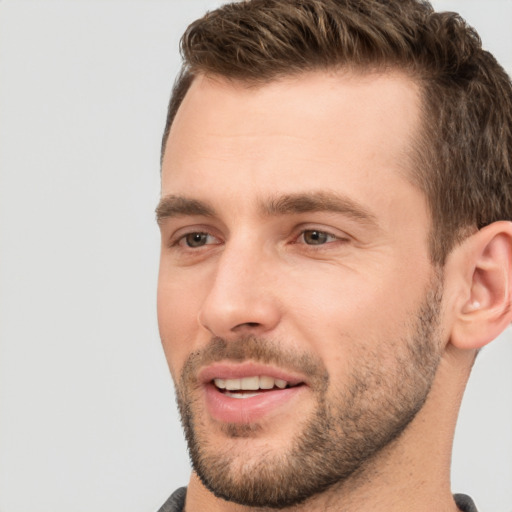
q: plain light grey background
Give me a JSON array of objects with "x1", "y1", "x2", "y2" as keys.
[{"x1": 0, "y1": 1, "x2": 511, "y2": 511}]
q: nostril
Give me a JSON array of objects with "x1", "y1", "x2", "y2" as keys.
[{"x1": 233, "y1": 321, "x2": 261, "y2": 331}]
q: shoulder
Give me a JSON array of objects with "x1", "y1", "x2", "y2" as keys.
[
  {"x1": 454, "y1": 494, "x2": 479, "y2": 512},
  {"x1": 157, "y1": 487, "x2": 187, "y2": 512},
  {"x1": 156, "y1": 489, "x2": 478, "y2": 512}
]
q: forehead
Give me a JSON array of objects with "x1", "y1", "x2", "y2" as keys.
[{"x1": 161, "y1": 70, "x2": 424, "y2": 214}]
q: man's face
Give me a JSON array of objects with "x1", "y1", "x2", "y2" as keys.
[{"x1": 157, "y1": 72, "x2": 444, "y2": 507}]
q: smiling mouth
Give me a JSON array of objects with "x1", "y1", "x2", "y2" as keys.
[{"x1": 213, "y1": 376, "x2": 303, "y2": 398}]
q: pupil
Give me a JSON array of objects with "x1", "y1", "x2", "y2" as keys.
[
  {"x1": 305, "y1": 230, "x2": 327, "y2": 244},
  {"x1": 186, "y1": 233, "x2": 206, "y2": 247}
]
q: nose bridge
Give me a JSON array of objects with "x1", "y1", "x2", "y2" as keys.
[{"x1": 198, "y1": 232, "x2": 280, "y2": 337}]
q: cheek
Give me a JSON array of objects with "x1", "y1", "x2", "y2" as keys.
[
  {"x1": 285, "y1": 269, "x2": 394, "y2": 327},
  {"x1": 282, "y1": 263, "x2": 428, "y2": 362},
  {"x1": 157, "y1": 271, "x2": 206, "y2": 378}
]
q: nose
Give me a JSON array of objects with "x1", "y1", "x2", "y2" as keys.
[{"x1": 197, "y1": 239, "x2": 282, "y2": 339}]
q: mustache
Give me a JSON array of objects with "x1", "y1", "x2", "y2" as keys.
[{"x1": 180, "y1": 336, "x2": 329, "y2": 388}]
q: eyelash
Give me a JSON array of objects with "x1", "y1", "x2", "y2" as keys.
[
  {"x1": 166, "y1": 229, "x2": 217, "y2": 251},
  {"x1": 171, "y1": 228, "x2": 347, "y2": 251},
  {"x1": 295, "y1": 229, "x2": 340, "y2": 246},
  {"x1": 176, "y1": 232, "x2": 220, "y2": 248}
]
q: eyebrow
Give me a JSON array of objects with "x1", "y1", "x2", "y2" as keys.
[
  {"x1": 155, "y1": 195, "x2": 216, "y2": 224},
  {"x1": 261, "y1": 191, "x2": 378, "y2": 226},
  {"x1": 156, "y1": 191, "x2": 378, "y2": 227}
]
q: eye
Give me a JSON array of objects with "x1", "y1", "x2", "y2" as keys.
[
  {"x1": 299, "y1": 229, "x2": 337, "y2": 245},
  {"x1": 180, "y1": 232, "x2": 218, "y2": 248}
]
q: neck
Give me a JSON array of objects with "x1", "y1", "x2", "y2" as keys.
[{"x1": 184, "y1": 346, "x2": 473, "y2": 512}]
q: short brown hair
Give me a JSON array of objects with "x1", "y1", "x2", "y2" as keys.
[{"x1": 162, "y1": 0, "x2": 512, "y2": 264}]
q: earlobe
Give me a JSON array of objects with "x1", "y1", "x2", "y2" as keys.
[{"x1": 450, "y1": 221, "x2": 512, "y2": 351}]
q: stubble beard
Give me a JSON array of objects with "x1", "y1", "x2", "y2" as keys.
[{"x1": 175, "y1": 277, "x2": 444, "y2": 509}]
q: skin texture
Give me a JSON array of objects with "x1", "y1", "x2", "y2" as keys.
[{"x1": 157, "y1": 71, "x2": 502, "y2": 511}]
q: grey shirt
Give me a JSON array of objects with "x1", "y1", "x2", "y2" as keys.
[{"x1": 157, "y1": 488, "x2": 479, "y2": 512}]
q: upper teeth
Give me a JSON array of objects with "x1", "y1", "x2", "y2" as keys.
[{"x1": 214, "y1": 376, "x2": 289, "y2": 391}]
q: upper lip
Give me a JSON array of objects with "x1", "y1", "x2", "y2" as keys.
[{"x1": 198, "y1": 362, "x2": 307, "y2": 387}]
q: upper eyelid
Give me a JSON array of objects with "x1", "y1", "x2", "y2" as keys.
[
  {"x1": 178, "y1": 232, "x2": 220, "y2": 249},
  {"x1": 164, "y1": 225, "x2": 220, "y2": 248},
  {"x1": 174, "y1": 224, "x2": 224, "y2": 250},
  {"x1": 166, "y1": 223, "x2": 351, "y2": 244},
  {"x1": 293, "y1": 224, "x2": 351, "y2": 240},
  {"x1": 297, "y1": 229, "x2": 338, "y2": 239},
  {"x1": 168, "y1": 223, "x2": 220, "y2": 237},
  {"x1": 176, "y1": 230, "x2": 219, "y2": 242},
  {"x1": 294, "y1": 230, "x2": 347, "y2": 246}
]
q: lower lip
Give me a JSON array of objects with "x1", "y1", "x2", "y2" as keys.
[{"x1": 204, "y1": 383, "x2": 305, "y2": 424}]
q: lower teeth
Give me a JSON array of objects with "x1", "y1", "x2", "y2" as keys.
[{"x1": 224, "y1": 391, "x2": 261, "y2": 399}]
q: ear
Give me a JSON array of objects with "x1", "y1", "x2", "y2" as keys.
[{"x1": 449, "y1": 221, "x2": 512, "y2": 350}]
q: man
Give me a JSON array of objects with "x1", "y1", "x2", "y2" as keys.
[{"x1": 155, "y1": 1, "x2": 512, "y2": 511}]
